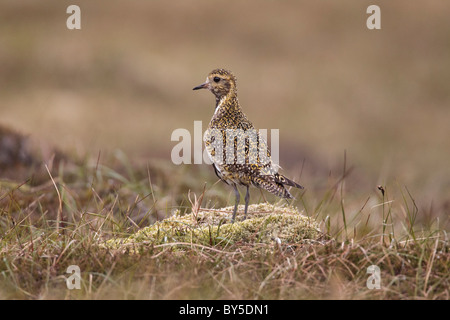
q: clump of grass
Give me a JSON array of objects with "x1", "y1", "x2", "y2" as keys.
[{"x1": 105, "y1": 203, "x2": 323, "y2": 250}]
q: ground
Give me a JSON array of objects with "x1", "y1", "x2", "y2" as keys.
[
  {"x1": 105, "y1": 204, "x2": 323, "y2": 250},
  {"x1": 0, "y1": 133, "x2": 448, "y2": 299},
  {"x1": 0, "y1": 1, "x2": 449, "y2": 300}
]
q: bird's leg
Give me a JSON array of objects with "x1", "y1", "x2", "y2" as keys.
[
  {"x1": 244, "y1": 185, "x2": 250, "y2": 220},
  {"x1": 231, "y1": 184, "x2": 240, "y2": 223}
]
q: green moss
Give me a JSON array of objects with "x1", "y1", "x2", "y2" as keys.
[{"x1": 105, "y1": 203, "x2": 322, "y2": 250}]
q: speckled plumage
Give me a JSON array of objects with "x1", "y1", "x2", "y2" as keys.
[{"x1": 193, "y1": 69, "x2": 303, "y2": 222}]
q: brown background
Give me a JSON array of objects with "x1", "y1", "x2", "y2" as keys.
[{"x1": 1, "y1": 1, "x2": 449, "y2": 217}]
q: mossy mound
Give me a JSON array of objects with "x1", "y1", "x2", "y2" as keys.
[{"x1": 106, "y1": 203, "x2": 323, "y2": 250}]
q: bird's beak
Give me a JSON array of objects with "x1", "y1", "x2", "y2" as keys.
[{"x1": 193, "y1": 82, "x2": 209, "y2": 90}]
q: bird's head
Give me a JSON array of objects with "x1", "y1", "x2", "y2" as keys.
[{"x1": 193, "y1": 69, "x2": 237, "y2": 100}]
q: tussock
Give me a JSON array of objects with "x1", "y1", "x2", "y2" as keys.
[{"x1": 106, "y1": 203, "x2": 323, "y2": 250}]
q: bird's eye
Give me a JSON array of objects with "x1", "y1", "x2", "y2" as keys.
[{"x1": 213, "y1": 77, "x2": 221, "y2": 83}]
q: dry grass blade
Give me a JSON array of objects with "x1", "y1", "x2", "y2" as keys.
[
  {"x1": 44, "y1": 164, "x2": 63, "y2": 233},
  {"x1": 187, "y1": 183, "x2": 207, "y2": 223}
]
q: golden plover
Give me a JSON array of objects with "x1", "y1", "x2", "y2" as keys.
[{"x1": 193, "y1": 68, "x2": 303, "y2": 222}]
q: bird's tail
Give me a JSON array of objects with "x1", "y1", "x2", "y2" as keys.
[
  {"x1": 276, "y1": 174, "x2": 304, "y2": 190},
  {"x1": 253, "y1": 174, "x2": 303, "y2": 199}
]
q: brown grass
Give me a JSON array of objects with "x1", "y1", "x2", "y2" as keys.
[{"x1": 0, "y1": 145, "x2": 448, "y2": 299}]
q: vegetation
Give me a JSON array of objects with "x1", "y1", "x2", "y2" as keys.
[
  {"x1": 106, "y1": 203, "x2": 323, "y2": 250},
  {"x1": 0, "y1": 136, "x2": 447, "y2": 299}
]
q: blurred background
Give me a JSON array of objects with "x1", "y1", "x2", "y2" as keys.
[{"x1": 1, "y1": 1, "x2": 449, "y2": 222}]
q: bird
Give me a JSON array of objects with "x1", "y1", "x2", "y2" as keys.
[{"x1": 193, "y1": 68, "x2": 304, "y2": 223}]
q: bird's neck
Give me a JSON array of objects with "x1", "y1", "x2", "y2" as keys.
[
  {"x1": 215, "y1": 90, "x2": 238, "y2": 110},
  {"x1": 210, "y1": 91, "x2": 244, "y2": 129}
]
